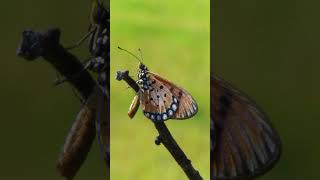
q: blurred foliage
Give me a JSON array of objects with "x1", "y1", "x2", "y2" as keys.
[
  {"x1": 110, "y1": 0, "x2": 210, "y2": 179},
  {"x1": 0, "y1": 0, "x2": 106, "y2": 179},
  {"x1": 213, "y1": 1, "x2": 320, "y2": 180}
]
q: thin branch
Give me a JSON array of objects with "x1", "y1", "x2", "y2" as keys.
[{"x1": 116, "y1": 70, "x2": 203, "y2": 180}]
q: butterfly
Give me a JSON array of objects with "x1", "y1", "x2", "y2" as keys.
[
  {"x1": 211, "y1": 75, "x2": 281, "y2": 179},
  {"x1": 119, "y1": 47, "x2": 198, "y2": 122}
]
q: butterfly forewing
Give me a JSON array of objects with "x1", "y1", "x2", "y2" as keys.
[{"x1": 211, "y1": 75, "x2": 281, "y2": 179}]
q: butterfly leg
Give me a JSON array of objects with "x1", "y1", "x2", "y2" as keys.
[{"x1": 65, "y1": 27, "x2": 97, "y2": 50}]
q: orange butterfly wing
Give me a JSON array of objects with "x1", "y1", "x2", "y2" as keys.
[
  {"x1": 211, "y1": 75, "x2": 281, "y2": 179},
  {"x1": 139, "y1": 73, "x2": 178, "y2": 121},
  {"x1": 146, "y1": 72, "x2": 198, "y2": 120}
]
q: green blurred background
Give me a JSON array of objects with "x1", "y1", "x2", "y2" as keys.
[
  {"x1": 110, "y1": 0, "x2": 210, "y2": 179},
  {"x1": 0, "y1": 0, "x2": 106, "y2": 179},
  {"x1": 213, "y1": 1, "x2": 320, "y2": 180}
]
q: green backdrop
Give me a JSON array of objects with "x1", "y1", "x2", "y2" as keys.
[{"x1": 110, "y1": 0, "x2": 210, "y2": 179}]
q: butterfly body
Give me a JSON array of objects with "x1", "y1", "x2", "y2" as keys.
[{"x1": 128, "y1": 63, "x2": 198, "y2": 122}]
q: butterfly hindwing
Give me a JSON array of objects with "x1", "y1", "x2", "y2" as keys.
[
  {"x1": 139, "y1": 73, "x2": 179, "y2": 121},
  {"x1": 211, "y1": 75, "x2": 281, "y2": 179},
  {"x1": 146, "y1": 72, "x2": 198, "y2": 120}
]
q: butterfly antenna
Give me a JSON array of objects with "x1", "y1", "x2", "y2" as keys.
[
  {"x1": 138, "y1": 48, "x2": 144, "y2": 62},
  {"x1": 118, "y1": 46, "x2": 142, "y2": 63}
]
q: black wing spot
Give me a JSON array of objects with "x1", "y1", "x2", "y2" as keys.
[
  {"x1": 160, "y1": 85, "x2": 163, "y2": 89},
  {"x1": 164, "y1": 93, "x2": 167, "y2": 97},
  {"x1": 152, "y1": 80, "x2": 156, "y2": 84}
]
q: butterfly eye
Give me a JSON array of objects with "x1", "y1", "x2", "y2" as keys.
[{"x1": 139, "y1": 63, "x2": 145, "y2": 69}]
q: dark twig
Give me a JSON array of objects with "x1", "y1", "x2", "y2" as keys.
[
  {"x1": 116, "y1": 70, "x2": 203, "y2": 180},
  {"x1": 17, "y1": 28, "x2": 97, "y2": 180},
  {"x1": 17, "y1": 28, "x2": 96, "y2": 99}
]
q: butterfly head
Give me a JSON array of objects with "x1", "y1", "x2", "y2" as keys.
[
  {"x1": 139, "y1": 63, "x2": 148, "y2": 71},
  {"x1": 117, "y1": 47, "x2": 150, "y2": 90}
]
